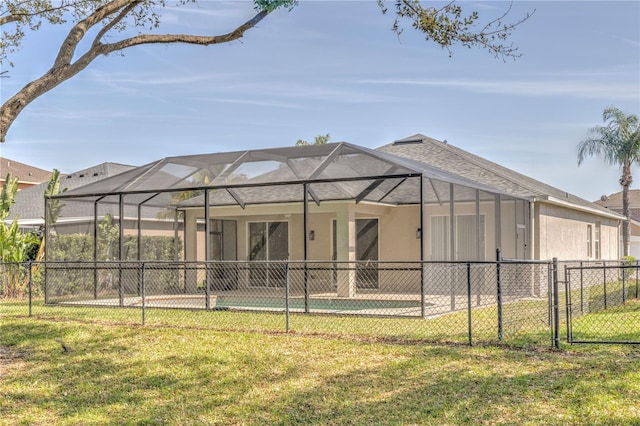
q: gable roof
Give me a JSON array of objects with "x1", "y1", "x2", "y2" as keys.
[
  {"x1": 377, "y1": 134, "x2": 622, "y2": 219},
  {"x1": 0, "y1": 157, "x2": 52, "y2": 185},
  {"x1": 8, "y1": 162, "x2": 136, "y2": 225}
]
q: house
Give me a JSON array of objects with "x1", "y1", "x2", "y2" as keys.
[
  {"x1": 45, "y1": 134, "x2": 623, "y2": 296},
  {"x1": 9, "y1": 162, "x2": 137, "y2": 231},
  {"x1": 379, "y1": 134, "x2": 623, "y2": 261},
  {"x1": 595, "y1": 190, "x2": 640, "y2": 258},
  {"x1": 0, "y1": 157, "x2": 52, "y2": 190}
]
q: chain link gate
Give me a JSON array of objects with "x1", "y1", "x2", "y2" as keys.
[{"x1": 565, "y1": 262, "x2": 640, "y2": 345}]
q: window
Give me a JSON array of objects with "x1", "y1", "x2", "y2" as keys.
[
  {"x1": 457, "y1": 215, "x2": 486, "y2": 261},
  {"x1": 587, "y1": 225, "x2": 593, "y2": 258},
  {"x1": 430, "y1": 215, "x2": 485, "y2": 261},
  {"x1": 594, "y1": 222, "x2": 601, "y2": 260},
  {"x1": 430, "y1": 216, "x2": 450, "y2": 261}
]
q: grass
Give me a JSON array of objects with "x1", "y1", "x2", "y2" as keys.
[
  {"x1": 2, "y1": 298, "x2": 556, "y2": 347},
  {"x1": 1, "y1": 317, "x2": 640, "y2": 425}
]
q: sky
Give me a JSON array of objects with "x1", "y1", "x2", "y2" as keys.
[{"x1": 0, "y1": 0, "x2": 639, "y2": 203}]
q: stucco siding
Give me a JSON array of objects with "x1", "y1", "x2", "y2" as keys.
[{"x1": 537, "y1": 202, "x2": 619, "y2": 260}]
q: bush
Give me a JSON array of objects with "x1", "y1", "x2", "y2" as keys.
[
  {"x1": 621, "y1": 255, "x2": 636, "y2": 281},
  {"x1": 45, "y1": 233, "x2": 183, "y2": 297}
]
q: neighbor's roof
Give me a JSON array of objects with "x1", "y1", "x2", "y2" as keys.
[
  {"x1": 0, "y1": 157, "x2": 52, "y2": 185},
  {"x1": 595, "y1": 189, "x2": 640, "y2": 222},
  {"x1": 8, "y1": 162, "x2": 136, "y2": 224},
  {"x1": 377, "y1": 134, "x2": 622, "y2": 219},
  {"x1": 595, "y1": 189, "x2": 640, "y2": 208}
]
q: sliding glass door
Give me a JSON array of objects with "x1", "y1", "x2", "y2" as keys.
[{"x1": 248, "y1": 221, "x2": 289, "y2": 287}]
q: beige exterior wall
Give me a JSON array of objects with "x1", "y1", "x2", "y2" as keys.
[
  {"x1": 185, "y1": 199, "x2": 620, "y2": 263},
  {"x1": 185, "y1": 199, "x2": 517, "y2": 263},
  {"x1": 536, "y1": 202, "x2": 620, "y2": 260},
  {"x1": 179, "y1": 199, "x2": 620, "y2": 293}
]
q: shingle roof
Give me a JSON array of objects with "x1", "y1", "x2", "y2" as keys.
[
  {"x1": 595, "y1": 189, "x2": 640, "y2": 208},
  {"x1": 8, "y1": 162, "x2": 135, "y2": 223},
  {"x1": 0, "y1": 157, "x2": 52, "y2": 185},
  {"x1": 377, "y1": 133, "x2": 620, "y2": 218},
  {"x1": 55, "y1": 142, "x2": 501, "y2": 207},
  {"x1": 27, "y1": 136, "x2": 623, "y2": 222},
  {"x1": 595, "y1": 189, "x2": 640, "y2": 222}
]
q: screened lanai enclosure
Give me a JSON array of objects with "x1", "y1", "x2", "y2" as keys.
[{"x1": 44, "y1": 142, "x2": 537, "y2": 316}]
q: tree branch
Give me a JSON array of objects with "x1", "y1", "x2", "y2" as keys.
[
  {"x1": 0, "y1": 15, "x2": 22, "y2": 26},
  {"x1": 97, "y1": 9, "x2": 269, "y2": 52},
  {"x1": 92, "y1": 0, "x2": 140, "y2": 48},
  {"x1": 52, "y1": 0, "x2": 134, "y2": 68},
  {"x1": 0, "y1": 5, "x2": 272, "y2": 143}
]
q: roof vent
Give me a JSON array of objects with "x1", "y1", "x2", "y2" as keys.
[
  {"x1": 392, "y1": 138, "x2": 423, "y2": 146},
  {"x1": 600, "y1": 195, "x2": 609, "y2": 202}
]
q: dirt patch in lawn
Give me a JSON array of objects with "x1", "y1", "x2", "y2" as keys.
[{"x1": 0, "y1": 345, "x2": 27, "y2": 375}]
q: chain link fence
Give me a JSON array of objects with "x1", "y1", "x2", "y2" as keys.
[
  {"x1": 562, "y1": 260, "x2": 640, "y2": 344},
  {"x1": 0, "y1": 258, "x2": 607, "y2": 347}
]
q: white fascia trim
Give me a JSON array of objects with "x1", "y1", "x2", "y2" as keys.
[{"x1": 542, "y1": 196, "x2": 625, "y2": 221}]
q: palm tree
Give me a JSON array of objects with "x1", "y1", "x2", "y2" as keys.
[
  {"x1": 577, "y1": 106, "x2": 640, "y2": 257},
  {"x1": 295, "y1": 133, "x2": 331, "y2": 146}
]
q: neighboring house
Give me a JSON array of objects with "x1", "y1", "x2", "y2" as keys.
[
  {"x1": 9, "y1": 162, "x2": 137, "y2": 231},
  {"x1": 48, "y1": 134, "x2": 623, "y2": 295},
  {"x1": 0, "y1": 157, "x2": 52, "y2": 190},
  {"x1": 595, "y1": 190, "x2": 640, "y2": 258}
]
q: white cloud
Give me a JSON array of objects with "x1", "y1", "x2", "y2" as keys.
[{"x1": 356, "y1": 75, "x2": 639, "y2": 100}]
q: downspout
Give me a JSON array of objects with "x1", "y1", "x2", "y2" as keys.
[{"x1": 529, "y1": 198, "x2": 535, "y2": 260}]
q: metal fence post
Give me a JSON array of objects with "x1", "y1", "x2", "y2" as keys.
[
  {"x1": 118, "y1": 263, "x2": 124, "y2": 308},
  {"x1": 304, "y1": 261, "x2": 310, "y2": 314},
  {"x1": 285, "y1": 262, "x2": 290, "y2": 333},
  {"x1": 141, "y1": 262, "x2": 146, "y2": 325},
  {"x1": 94, "y1": 263, "x2": 98, "y2": 300},
  {"x1": 552, "y1": 257, "x2": 560, "y2": 349},
  {"x1": 205, "y1": 261, "x2": 211, "y2": 310},
  {"x1": 603, "y1": 262, "x2": 607, "y2": 310},
  {"x1": 580, "y1": 261, "x2": 584, "y2": 314},
  {"x1": 28, "y1": 262, "x2": 33, "y2": 317},
  {"x1": 564, "y1": 261, "x2": 572, "y2": 344},
  {"x1": 636, "y1": 260, "x2": 639, "y2": 299},
  {"x1": 622, "y1": 265, "x2": 627, "y2": 304},
  {"x1": 467, "y1": 262, "x2": 472, "y2": 346},
  {"x1": 496, "y1": 248, "x2": 503, "y2": 341},
  {"x1": 44, "y1": 261, "x2": 48, "y2": 305},
  {"x1": 420, "y1": 261, "x2": 426, "y2": 318}
]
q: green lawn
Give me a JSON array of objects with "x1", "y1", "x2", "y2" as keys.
[
  {"x1": 2, "y1": 299, "x2": 556, "y2": 347},
  {"x1": 1, "y1": 317, "x2": 640, "y2": 425}
]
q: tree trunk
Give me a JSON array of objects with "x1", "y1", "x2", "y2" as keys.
[{"x1": 620, "y1": 164, "x2": 633, "y2": 257}]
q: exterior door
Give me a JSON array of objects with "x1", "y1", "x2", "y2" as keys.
[
  {"x1": 208, "y1": 219, "x2": 237, "y2": 290},
  {"x1": 356, "y1": 218, "x2": 379, "y2": 289},
  {"x1": 248, "y1": 221, "x2": 289, "y2": 287}
]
